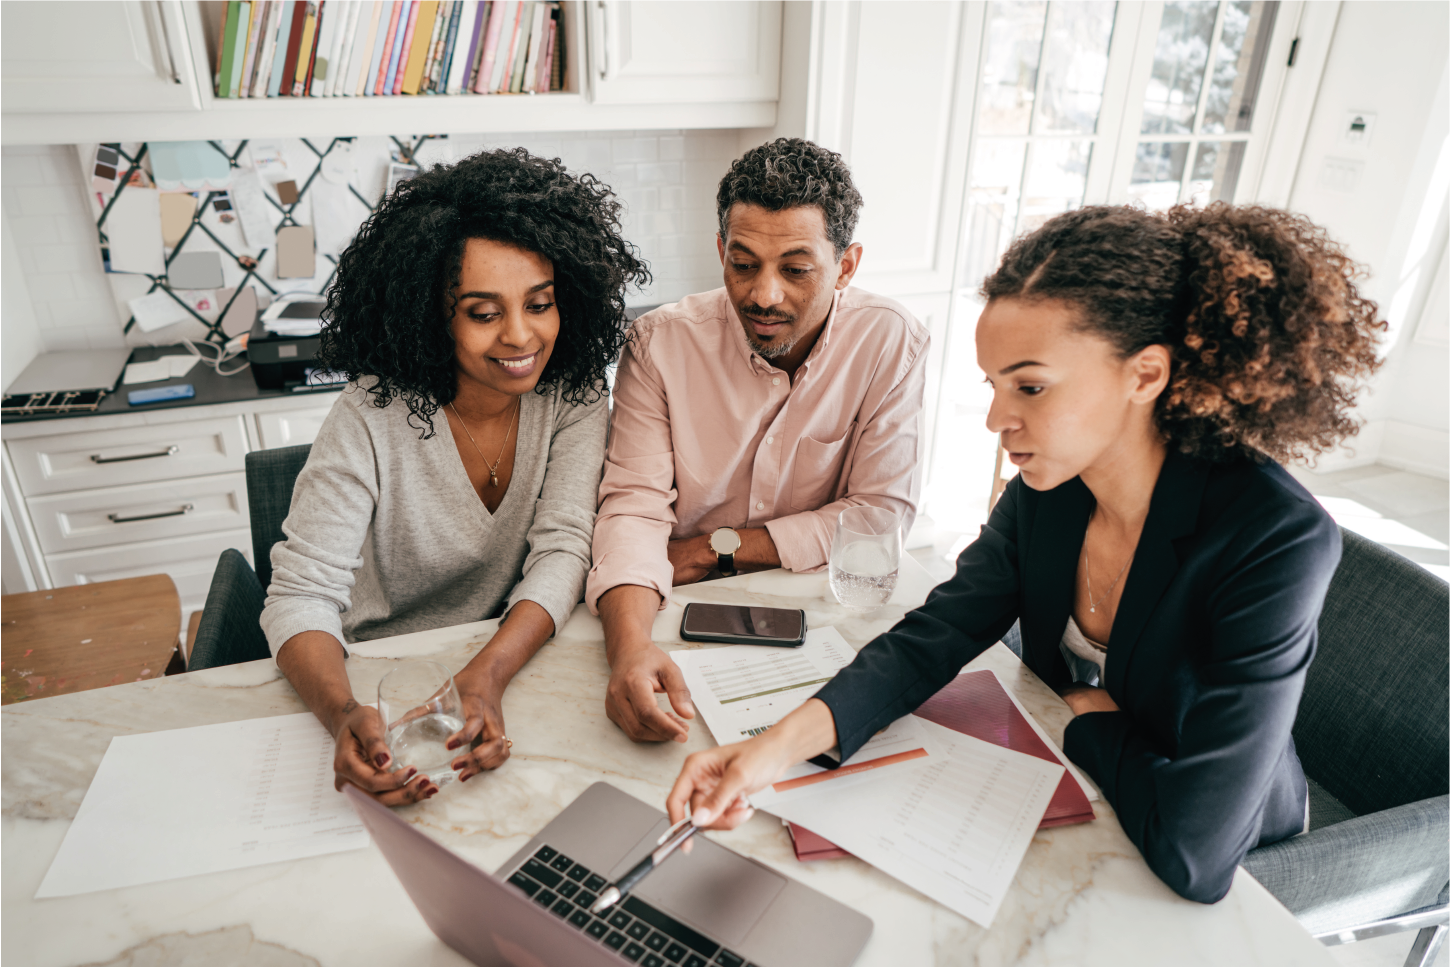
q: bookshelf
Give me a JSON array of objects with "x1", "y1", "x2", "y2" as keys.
[{"x1": 0, "y1": 1, "x2": 780, "y2": 145}]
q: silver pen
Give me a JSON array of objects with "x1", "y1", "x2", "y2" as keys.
[{"x1": 589, "y1": 816, "x2": 701, "y2": 915}]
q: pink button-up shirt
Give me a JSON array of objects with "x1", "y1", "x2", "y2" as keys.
[{"x1": 586, "y1": 286, "x2": 929, "y2": 612}]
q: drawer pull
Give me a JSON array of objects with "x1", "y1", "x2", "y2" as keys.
[
  {"x1": 90, "y1": 445, "x2": 180, "y2": 464},
  {"x1": 108, "y1": 503, "x2": 194, "y2": 524}
]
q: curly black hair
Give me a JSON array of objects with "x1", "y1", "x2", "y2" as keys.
[
  {"x1": 319, "y1": 147, "x2": 650, "y2": 436},
  {"x1": 716, "y1": 138, "x2": 863, "y2": 257},
  {"x1": 982, "y1": 204, "x2": 1384, "y2": 464}
]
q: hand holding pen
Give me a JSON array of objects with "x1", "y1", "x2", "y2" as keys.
[{"x1": 590, "y1": 815, "x2": 703, "y2": 914}]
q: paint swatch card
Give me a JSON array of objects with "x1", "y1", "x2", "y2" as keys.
[
  {"x1": 105, "y1": 188, "x2": 166, "y2": 275},
  {"x1": 275, "y1": 225, "x2": 316, "y2": 279}
]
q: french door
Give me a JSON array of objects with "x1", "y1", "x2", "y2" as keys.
[{"x1": 926, "y1": 0, "x2": 1303, "y2": 535}]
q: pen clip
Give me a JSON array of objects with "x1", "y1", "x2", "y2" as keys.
[{"x1": 657, "y1": 815, "x2": 694, "y2": 846}]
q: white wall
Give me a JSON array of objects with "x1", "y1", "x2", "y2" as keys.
[
  {"x1": 0, "y1": 129, "x2": 740, "y2": 359},
  {"x1": 1286, "y1": 1, "x2": 1450, "y2": 477}
]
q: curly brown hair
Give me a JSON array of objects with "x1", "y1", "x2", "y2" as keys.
[
  {"x1": 980, "y1": 204, "x2": 1385, "y2": 464},
  {"x1": 716, "y1": 138, "x2": 863, "y2": 257}
]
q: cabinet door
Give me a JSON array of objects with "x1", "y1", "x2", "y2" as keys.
[
  {"x1": 45, "y1": 527, "x2": 252, "y2": 618},
  {"x1": 1, "y1": 1, "x2": 199, "y2": 115},
  {"x1": 255, "y1": 399, "x2": 339, "y2": 450},
  {"x1": 589, "y1": 1, "x2": 780, "y2": 104}
]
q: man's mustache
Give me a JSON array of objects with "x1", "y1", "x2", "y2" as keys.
[{"x1": 738, "y1": 304, "x2": 795, "y2": 324}]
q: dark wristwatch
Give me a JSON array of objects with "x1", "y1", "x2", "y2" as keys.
[{"x1": 709, "y1": 527, "x2": 742, "y2": 577}]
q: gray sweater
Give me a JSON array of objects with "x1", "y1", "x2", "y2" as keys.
[{"x1": 260, "y1": 381, "x2": 607, "y2": 655}]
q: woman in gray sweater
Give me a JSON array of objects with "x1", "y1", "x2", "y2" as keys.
[{"x1": 261, "y1": 148, "x2": 649, "y2": 805}]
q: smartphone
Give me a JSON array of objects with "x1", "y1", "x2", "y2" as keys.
[{"x1": 679, "y1": 603, "x2": 807, "y2": 648}]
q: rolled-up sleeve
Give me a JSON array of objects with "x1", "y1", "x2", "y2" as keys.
[
  {"x1": 586, "y1": 335, "x2": 678, "y2": 613},
  {"x1": 507, "y1": 391, "x2": 609, "y2": 634},
  {"x1": 259, "y1": 401, "x2": 377, "y2": 656},
  {"x1": 765, "y1": 331, "x2": 928, "y2": 572}
]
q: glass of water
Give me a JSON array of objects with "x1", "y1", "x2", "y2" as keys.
[
  {"x1": 829, "y1": 506, "x2": 902, "y2": 613},
  {"x1": 378, "y1": 661, "x2": 466, "y2": 789}
]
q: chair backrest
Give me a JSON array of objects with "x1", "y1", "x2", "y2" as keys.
[
  {"x1": 1293, "y1": 527, "x2": 1450, "y2": 817},
  {"x1": 244, "y1": 444, "x2": 312, "y2": 590}
]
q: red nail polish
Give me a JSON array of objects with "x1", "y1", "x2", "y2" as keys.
[
  {"x1": 446, "y1": 740, "x2": 459, "y2": 750},
  {"x1": 374, "y1": 753, "x2": 389, "y2": 768}
]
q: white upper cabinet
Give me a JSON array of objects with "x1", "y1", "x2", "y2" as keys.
[
  {"x1": 589, "y1": 0, "x2": 780, "y2": 104},
  {"x1": 1, "y1": 1, "x2": 200, "y2": 115}
]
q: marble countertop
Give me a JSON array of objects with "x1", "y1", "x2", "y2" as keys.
[{"x1": 2, "y1": 559, "x2": 1334, "y2": 967}]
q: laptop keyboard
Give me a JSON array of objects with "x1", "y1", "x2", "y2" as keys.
[{"x1": 507, "y1": 844, "x2": 759, "y2": 967}]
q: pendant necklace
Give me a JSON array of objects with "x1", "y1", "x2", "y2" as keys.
[
  {"x1": 1084, "y1": 509, "x2": 1134, "y2": 614},
  {"x1": 449, "y1": 399, "x2": 519, "y2": 489}
]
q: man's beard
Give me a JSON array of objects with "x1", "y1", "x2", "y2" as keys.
[{"x1": 737, "y1": 303, "x2": 797, "y2": 359}]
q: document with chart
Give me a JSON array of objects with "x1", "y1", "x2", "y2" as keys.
[
  {"x1": 671, "y1": 626, "x2": 933, "y2": 807},
  {"x1": 37, "y1": 712, "x2": 369, "y2": 898},
  {"x1": 768, "y1": 719, "x2": 1064, "y2": 928}
]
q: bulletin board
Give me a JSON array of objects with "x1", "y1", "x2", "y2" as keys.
[{"x1": 91, "y1": 134, "x2": 449, "y2": 344}]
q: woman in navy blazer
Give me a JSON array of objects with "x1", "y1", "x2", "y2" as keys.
[{"x1": 663, "y1": 204, "x2": 1386, "y2": 904}]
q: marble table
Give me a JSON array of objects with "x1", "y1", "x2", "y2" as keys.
[{"x1": 2, "y1": 559, "x2": 1335, "y2": 967}]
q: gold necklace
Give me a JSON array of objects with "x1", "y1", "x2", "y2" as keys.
[
  {"x1": 448, "y1": 399, "x2": 519, "y2": 488},
  {"x1": 1084, "y1": 509, "x2": 1134, "y2": 614}
]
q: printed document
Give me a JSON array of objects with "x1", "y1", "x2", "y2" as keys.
[
  {"x1": 769, "y1": 719, "x2": 1062, "y2": 928},
  {"x1": 37, "y1": 712, "x2": 369, "y2": 898},
  {"x1": 672, "y1": 627, "x2": 932, "y2": 807}
]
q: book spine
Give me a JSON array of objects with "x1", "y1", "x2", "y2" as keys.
[
  {"x1": 267, "y1": 0, "x2": 296, "y2": 96},
  {"x1": 238, "y1": 0, "x2": 265, "y2": 96},
  {"x1": 382, "y1": 0, "x2": 410, "y2": 93},
  {"x1": 483, "y1": 0, "x2": 515, "y2": 93},
  {"x1": 437, "y1": 1, "x2": 462, "y2": 92},
  {"x1": 250, "y1": 1, "x2": 278, "y2": 96},
  {"x1": 401, "y1": 0, "x2": 436, "y2": 94},
  {"x1": 521, "y1": 0, "x2": 544, "y2": 92},
  {"x1": 390, "y1": 0, "x2": 417, "y2": 94},
  {"x1": 305, "y1": 1, "x2": 327, "y2": 95},
  {"x1": 444, "y1": 0, "x2": 476, "y2": 93},
  {"x1": 230, "y1": 2, "x2": 252, "y2": 96},
  {"x1": 217, "y1": 1, "x2": 240, "y2": 96},
  {"x1": 214, "y1": 1, "x2": 230, "y2": 92},
  {"x1": 537, "y1": 6, "x2": 556, "y2": 93},
  {"x1": 428, "y1": 0, "x2": 453, "y2": 91},
  {"x1": 374, "y1": 1, "x2": 403, "y2": 94},
  {"x1": 330, "y1": 1, "x2": 360, "y2": 95},
  {"x1": 463, "y1": 1, "x2": 491, "y2": 92},
  {"x1": 549, "y1": 0, "x2": 563, "y2": 91},
  {"x1": 292, "y1": 1, "x2": 318, "y2": 95},
  {"x1": 322, "y1": 0, "x2": 352, "y2": 95},
  {"x1": 504, "y1": 1, "x2": 529, "y2": 93},
  {"x1": 279, "y1": 0, "x2": 308, "y2": 94},
  {"x1": 474, "y1": 0, "x2": 505, "y2": 93},
  {"x1": 351, "y1": 1, "x2": 385, "y2": 95}
]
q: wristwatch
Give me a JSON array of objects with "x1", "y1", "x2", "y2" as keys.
[{"x1": 709, "y1": 527, "x2": 743, "y2": 577}]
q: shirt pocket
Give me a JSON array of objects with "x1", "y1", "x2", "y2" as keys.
[{"x1": 789, "y1": 423, "x2": 856, "y2": 512}]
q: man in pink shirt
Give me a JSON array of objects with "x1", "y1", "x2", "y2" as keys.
[{"x1": 588, "y1": 138, "x2": 930, "y2": 743}]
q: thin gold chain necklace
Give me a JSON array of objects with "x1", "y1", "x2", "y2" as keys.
[
  {"x1": 448, "y1": 399, "x2": 519, "y2": 488},
  {"x1": 1084, "y1": 509, "x2": 1134, "y2": 614}
]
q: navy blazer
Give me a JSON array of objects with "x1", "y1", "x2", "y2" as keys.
[{"x1": 814, "y1": 450, "x2": 1341, "y2": 903}]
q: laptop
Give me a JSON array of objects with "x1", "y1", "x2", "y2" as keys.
[{"x1": 345, "y1": 781, "x2": 872, "y2": 967}]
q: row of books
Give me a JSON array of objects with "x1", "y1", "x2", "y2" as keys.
[{"x1": 214, "y1": 0, "x2": 565, "y2": 98}]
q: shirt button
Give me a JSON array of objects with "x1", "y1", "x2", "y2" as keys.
[
  {"x1": 755, "y1": 501, "x2": 764, "y2": 510},
  {"x1": 772, "y1": 377, "x2": 781, "y2": 386},
  {"x1": 766, "y1": 436, "x2": 774, "y2": 445}
]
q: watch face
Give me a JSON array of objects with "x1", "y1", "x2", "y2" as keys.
[{"x1": 710, "y1": 528, "x2": 742, "y2": 555}]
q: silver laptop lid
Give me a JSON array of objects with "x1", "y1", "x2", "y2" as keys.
[{"x1": 6, "y1": 349, "x2": 131, "y2": 394}]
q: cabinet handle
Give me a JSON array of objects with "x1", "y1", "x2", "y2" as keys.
[
  {"x1": 108, "y1": 503, "x2": 194, "y2": 524},
  {"x1": 90, "y1": 445, "x2": 179, "y2": 464},
  {"x1": 153, "y1": 0, "x2": 182, "y2": 85}
]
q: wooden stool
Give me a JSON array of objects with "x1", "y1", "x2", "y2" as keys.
[{"x1": 1, "y1": 575, "x2": 181, "y2": 705}]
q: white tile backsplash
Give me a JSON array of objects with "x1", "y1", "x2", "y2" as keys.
[{"x1": 2, "y1": 130, "x2": 735, "y2": 353}]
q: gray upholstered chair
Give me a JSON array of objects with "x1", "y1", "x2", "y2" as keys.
[
  {"x1": 1244, "y1": 527, "x2": 1448, "y2": 967},
  {"x1": 189, "y1": 444, "x2": 312, "y2": 670}
]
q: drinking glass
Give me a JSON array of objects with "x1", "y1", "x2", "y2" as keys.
[
  {"x1": 378, "y1": 661, "x2": 466, "y2": 788},
  {"x1": 829, "y1": 506, "x2": 902, "y2": 613}
]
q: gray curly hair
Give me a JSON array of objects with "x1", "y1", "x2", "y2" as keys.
[{"x1": 716, "y1": 138, "x2": 863, "y2": 257}]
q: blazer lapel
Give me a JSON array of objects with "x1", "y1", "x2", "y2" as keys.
[
  {"x1": 1103, "y1": 451, "x2": 1210, "y2": 696},
  {"x1": 1023, "y1": 477, "x2": 1094, "y2": 689}
]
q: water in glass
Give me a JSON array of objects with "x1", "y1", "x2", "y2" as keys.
[
  {"x1": 378, "y1": 661, "x2": 465, "y2": 788},
  {"x1": 829, "y1": 506, "x2": 902, "y2": 613}
]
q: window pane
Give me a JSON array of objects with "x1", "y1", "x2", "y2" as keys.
[
  {"x1": 1140, "y1": 1, "x2": 1219, "y2": 135},
  {"x1": 978, "y1": 2, "x2": 1048, "y2": 136},
  {"x1": 1129, "y1": 141, "x2": 1189, "y2": 208},
  {"x1": 1034, "y1": 2, "x2": 1117, "y2": 134},
  {"x1": 1185, "y1": 140, "x2": 1247, "y2": 205},
  {"x1": 1201, "y1": 1, "x2": 1278, "y2": 133},
  {"x1": 1019, "y1": 140, "x2": 1091, "y2": 232},
  {"x1": 962, "y1": 141, "x2": 1028, "y2": 289}
]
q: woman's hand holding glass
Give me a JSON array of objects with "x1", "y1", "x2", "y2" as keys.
[
  {"x1": 446, "y1": 661, "x2": 514, "y2": 782},
  {"x1": 331, "y1": 698, "x2": 439, "y2": 804},
  {"x1": 666, "y1": 698, "x2": 839, "y2": 829}
]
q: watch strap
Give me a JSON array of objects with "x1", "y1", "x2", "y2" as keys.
[{"x1": 716, "y1": 551, "x2": 737, "y2": 577}]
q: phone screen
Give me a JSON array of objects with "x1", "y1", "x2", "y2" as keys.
[{"x1": 682, "y1": 604, "x2": 803, "y2": 641}]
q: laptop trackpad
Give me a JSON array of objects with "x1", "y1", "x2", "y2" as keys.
[{"x1": 632, "y1": 838, "x2": 786, "y2": 946}]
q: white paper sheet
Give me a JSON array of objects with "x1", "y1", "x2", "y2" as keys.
[
  {"x1": 768, "y1": 719, "x2": 1063, "y2": 928},
  {"x1": 228, "y1": 167, "x2": 278, "y2": 249},
  {"x1": 127, "y1": 291, "x2": 190, "y2": 333},
  {"x1": 105, "y1": 187, "x2": 166, "y2": 275},
  {"x1": 123, "y1": 355, "x2": 199, "y2": 384},
  {"x1": 672, "y1": 627, "x2": 932, "y2": 806},
  {"x1": 37, "y1": 712, "x2": 369, "y2": 898}
]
